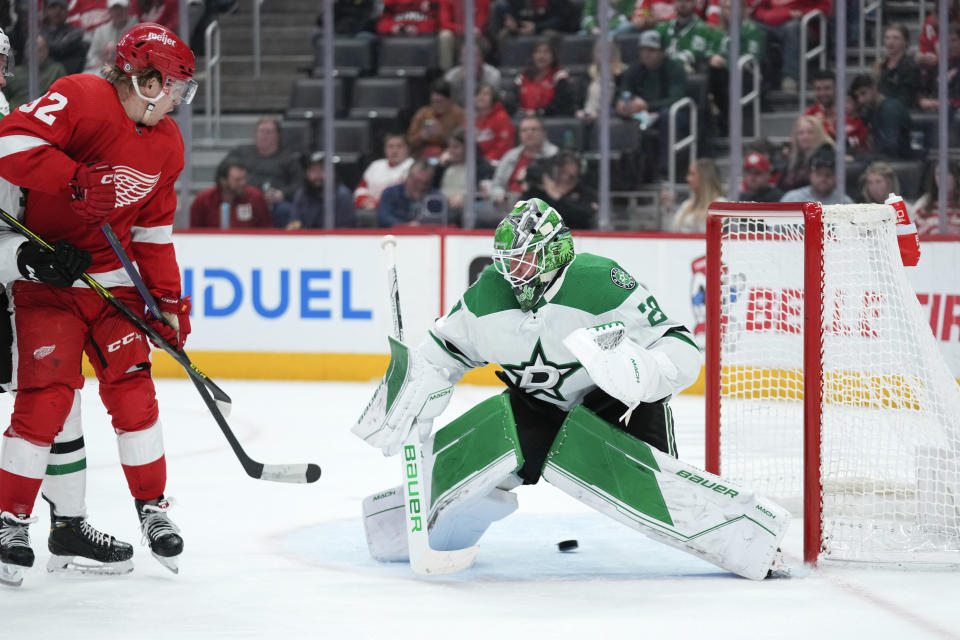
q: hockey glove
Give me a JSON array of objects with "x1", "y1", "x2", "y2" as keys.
[
  {"x1": 17, "y1": 239, "x2": 91, "y2": 287},
  {"x1": 69, "y1": 162, "x2": 116, "y2": 223},
  {"x1": 886, "y1": 193, "x2": 920, "y2": 267},
  {"x1": 352, "y1": 337, "x2": 453, "y2": 457},
  {"x1": 147, "y1": 296, "x2": 192, "y2": 351},
  {"x1": 564, "y1": 322, "x2": 675, "y2": 422}
]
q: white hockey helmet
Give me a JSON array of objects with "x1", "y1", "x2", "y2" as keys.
[{"x1": 0, "y1": 28, "x2": 13, "y2": 77}]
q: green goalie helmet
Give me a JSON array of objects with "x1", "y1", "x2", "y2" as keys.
[{"x1": 492, "y1": 198, "x2": 575, "y2": 312}]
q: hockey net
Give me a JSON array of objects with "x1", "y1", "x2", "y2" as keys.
[{"x1": 705, "y1": 201, "x2": 960, "y2": 566}]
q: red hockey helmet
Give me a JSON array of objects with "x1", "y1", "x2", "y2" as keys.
[{"x1": 115, "y1": 22, "x2": 198, "y2": 104}]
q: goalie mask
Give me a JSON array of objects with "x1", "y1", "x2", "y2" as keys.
[{"x1": 493, "y1": 198, "x2": 575, "y2": 312}]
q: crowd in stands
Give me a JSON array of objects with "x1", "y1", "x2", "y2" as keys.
[
  {"x1": 0, "y1": 0, "x2": 235, "y2": 108},
  {"x1": 257, "y1": 0, "x2": 958, "y2": 234},
  {"x1": 7, "y1": 0, "x2": 957, "y2": 235}
]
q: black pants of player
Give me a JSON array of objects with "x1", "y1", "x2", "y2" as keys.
[{"x1": 505, "y1": 386, "x2": 677, "y2": 485}]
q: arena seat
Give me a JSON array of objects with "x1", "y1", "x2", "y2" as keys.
[
  {"x1": 285, "y1": 78, "x2": 346, "y2": 121},
  {"x1": 312, "y1": 38, "x2": 374, "y2": 78},
  {"x1": 377, "y1": 36, "x2": 439, "y2": 78}
]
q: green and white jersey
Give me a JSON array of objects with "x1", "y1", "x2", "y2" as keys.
[
  {"x1": 420, "y1": 253, "x2": 696, "y2": 411},
  {"x1": 0, "y1": 96, "x2": 28, "y2": 283}
]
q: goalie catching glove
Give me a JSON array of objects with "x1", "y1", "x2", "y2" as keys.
[
  {"x1": 563, "y1": 322, "x2": 679, "y2": 421},
  {"x1": 352, "y1": 337, "x2": 454, "y2": 457}
]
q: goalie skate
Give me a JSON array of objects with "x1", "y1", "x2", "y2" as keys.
[
  {"x1": 0, "y1": 512, "x2": 37, "y2": 587},
  {"x1": 766, "y1": 548, "x2": 792, "y2": 579},
  {"x1": 47, "y1": 515, "x2": 134, "y2": 576},
  {"x1": 135, "y1": 496, "x2": 183, "y2": 574}
]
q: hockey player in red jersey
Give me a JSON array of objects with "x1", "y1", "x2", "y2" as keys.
[{"x1": 0, "y1": 22, "x2": 196, "y2": 585}]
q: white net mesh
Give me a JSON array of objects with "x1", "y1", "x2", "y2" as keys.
[{"x1": 715, "y1": 204, "x2": 960, "y2": 565}]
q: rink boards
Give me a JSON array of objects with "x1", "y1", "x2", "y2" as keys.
[{"x1": 89, "y1": 229, "x2": 960, "y2": 389}]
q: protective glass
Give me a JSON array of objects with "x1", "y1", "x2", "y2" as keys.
[
  {"x1": 0, "y1": 51, "x2": 14, "y2": 77},
  {"x1": 164, "y1": 76, "x2": 198, "y2": 104}
]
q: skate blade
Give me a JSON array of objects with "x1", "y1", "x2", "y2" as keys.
[
  {"x1": 0, "y1": 562, "x2": 26, "y2": 587},
  {"x1": 47, "y1": 555, "x2": 134, "y2": 576},
  {"x1": 152, "y1": 552, "x2": 179, "y2": 575}
]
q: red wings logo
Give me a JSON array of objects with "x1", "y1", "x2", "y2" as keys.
[{"x1": 113, "y1": 165, "x2": 161, "y2": 207}]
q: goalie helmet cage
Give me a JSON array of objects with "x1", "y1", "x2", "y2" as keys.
[{"x1": 704, "y1": 201, "x2": 960, "y2": 567}]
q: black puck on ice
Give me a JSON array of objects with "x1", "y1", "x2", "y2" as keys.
[{"x1": 557, "y1": 539, "x2": 578, "y2": 552}]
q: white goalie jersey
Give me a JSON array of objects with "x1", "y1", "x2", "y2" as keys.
[{"x1": 419, "y1": 253, "x2": 701, "y2": 411}]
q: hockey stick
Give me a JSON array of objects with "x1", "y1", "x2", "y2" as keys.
[
  {"x1": 97, "y1": 221, "x2": 321, "y2": 485},
  {"x1": 0, "y1": 208, "x2": 231, "y2": 411},
  {"x1": 380, "y1": 234, "x2": 478, "y2": 575},
  {"x1": 0, "y1": 207, "x2": 320, "y2": 483}
]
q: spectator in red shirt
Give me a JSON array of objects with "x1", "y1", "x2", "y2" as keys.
[
  {"x1": 752, "y1": 0, "x2": 831, "y2": 93},
  {"x1": 475, "y1": 83, "x2": 515, "y2": 164},
  {"x1": 915, "y1": 2, "x2": 959, "y2": 75},
  {"x1": 131, "y1": 0, "x2": 179, "y2": 31},
  {"x1": 514, "y1": 40, "x2": 575, "y2": 117},
  {"x1": 377, "y1": 0, "x2": 455, "y2": 68},
  {"x1": 190, "y1": 160, "x2": 273, "y2": 228},
  {"x1": 803, "y1": 69, "x2": 869, "y2": 156},
  {"x1": 911, "y1": 159, "x2": 960, "y2": 235}
]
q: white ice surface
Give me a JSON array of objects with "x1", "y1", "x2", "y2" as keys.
[{"x1": 0, "y1": 381, "x2": 957, "y2": 639}]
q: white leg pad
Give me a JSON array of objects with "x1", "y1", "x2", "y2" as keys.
[
  {"x1": 543, "y1": 407, "x2": 791, "y2": 580},
  {"x1": 362, "y1": 483, "x2": 518, "y2": 563}
]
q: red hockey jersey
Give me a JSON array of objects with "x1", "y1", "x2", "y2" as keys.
[{"x1": 0, "y1": 73, "x2": 184, "y2": 302}]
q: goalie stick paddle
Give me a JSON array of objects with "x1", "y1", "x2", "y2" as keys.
[
  {"x1": 380, "y1": 234, "x2": 479, "y2": 575},
  {"x1": 97, "y1": 221, "x2": 321, "y2": 485}
]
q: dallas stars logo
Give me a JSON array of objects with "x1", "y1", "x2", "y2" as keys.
[{"x1": 500, "y1": 339, "x2": 580, "y2": 402}]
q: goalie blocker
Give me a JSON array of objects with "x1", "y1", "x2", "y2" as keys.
[{"x1": 362, "y1": 395, "x2": 790, "y2": 580}]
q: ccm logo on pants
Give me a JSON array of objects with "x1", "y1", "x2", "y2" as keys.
[{"x1": 108, "y1": 332, "x2": 141, "y2": 352}]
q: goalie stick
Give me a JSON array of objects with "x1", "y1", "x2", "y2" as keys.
[
  {"x1": 380, "y1": 234, "x2": 479, "y2": 575},
  {"x1": 0, "y1": 206, "x2": 320, "y2": 484},
  {"x1": 97, "y1": 221, "x2": 321, "y2": 485}
]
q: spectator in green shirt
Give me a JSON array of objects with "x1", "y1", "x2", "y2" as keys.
[
  {"x1": 580, "y1": 0, "x2": 638, "y2": 35},
  {"x1": 616, "y1": 30, "x2": 688, "y2": 181},
  {"x1": 655, "y1": 0, "x2": 717, "y2": 72},
  {"x1": 707, "y1": 0, "x2": 767, "y2": 135}
]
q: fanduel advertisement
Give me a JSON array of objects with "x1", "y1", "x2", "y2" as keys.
[{"x1": 173, "y1": 234, "x2": 440, "y2": 352}]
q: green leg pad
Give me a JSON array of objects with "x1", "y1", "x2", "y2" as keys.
[
  {"x1": 544, "y1": 406, "x2": 674, "y2": 527},
  {"x1": 429, "y1": 394, "x2": 524, "y2": 514},
  {"x1": 543, "y1": 406, "x2": 791, "y2": 580}
]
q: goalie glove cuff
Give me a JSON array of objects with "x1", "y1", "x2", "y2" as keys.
[{"x1": 352, "y1": 338, "x2": 454, "y2": 456}]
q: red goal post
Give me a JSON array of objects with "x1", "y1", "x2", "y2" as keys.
[{"x1": 704, "y1": 201, "x2": 960, "y2": 567}]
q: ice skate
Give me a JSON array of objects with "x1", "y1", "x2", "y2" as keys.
[
  {"x1": 0, "y1": 511, "x2": 37, "y2": 587},
  {"x1": 135, "y1": 496, "x2": 183, "y2": 574},
  {"x1": 47, "y1": 511, "x2": 134, "y2": 576}
]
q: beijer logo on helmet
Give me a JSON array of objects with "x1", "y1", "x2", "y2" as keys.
[{"x1": 146, "y1": 31, "x2": 176, "y2": 46}]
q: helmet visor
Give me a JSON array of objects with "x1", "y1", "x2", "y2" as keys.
[
  {"x1": 493, "y1": 243, "x2": 544, "y2": 288},
  {"x1": 164, "y1": 76, "x2": 198, "y2": 104},
  {"x1": 0, "y1": 51, "x2": 14, "y2": 77}
]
